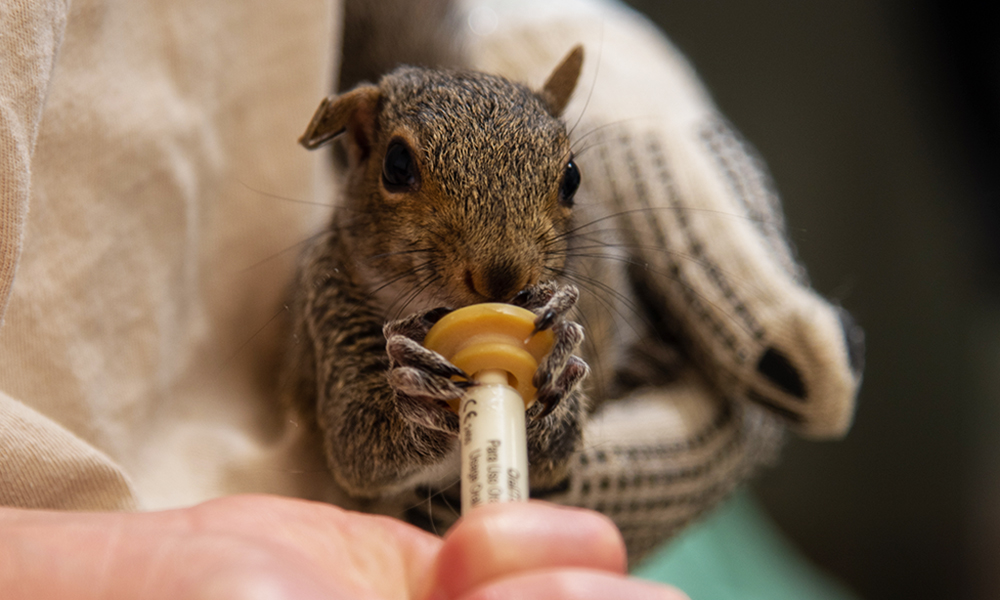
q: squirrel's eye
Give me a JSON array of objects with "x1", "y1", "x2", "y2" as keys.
[
  {"x1": 382, "y1": 140, "x2": 419, "y2": 192},
  {"x1": 559, "y1": 160, "x2": 581, "y2": 207}
]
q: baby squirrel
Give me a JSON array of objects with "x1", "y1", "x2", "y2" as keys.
[
  {"x1": 283, "y1": 34, "x2": 863, "y2": 559},
  {"x1": 284, "y1": 47, "x2": 606, "y2": 502}
]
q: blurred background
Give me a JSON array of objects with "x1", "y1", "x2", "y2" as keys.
[{"x1": 621, "y1": 1, "x2": 999, "y2": 599}]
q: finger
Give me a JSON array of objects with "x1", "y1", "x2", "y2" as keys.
[
  {"x1": 422, "y1": 502, "x2": 626, "y2": 600},
  {"x1": 455, "y1": 569, "x2": 689, "y2": 600}
]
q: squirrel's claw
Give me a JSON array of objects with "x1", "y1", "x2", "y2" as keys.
[{"x1": 511, "y1": 282, "x2": 579, "y2": 333}]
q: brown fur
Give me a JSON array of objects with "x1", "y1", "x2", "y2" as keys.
[{"x1": 284, "y1": 49, "x2": 604, "y2": 501}]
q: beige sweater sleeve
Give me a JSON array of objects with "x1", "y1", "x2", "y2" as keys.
[
  {"x1": 0, "y1": 0, "x2": 65, "y2": 322},
  {"x1": 0, "y1": 391, "x2": 137, "y2": 510},
  {"x1": 0, "y1": 0, "x2": 341, "y2": 511},
  {"x1": 0, "y1": 0, "x2": 124, "y2": 510}
]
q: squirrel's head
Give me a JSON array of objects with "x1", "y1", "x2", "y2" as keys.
[{"x1": 300, "y1": 46, "x2": 585, "y2": 308}]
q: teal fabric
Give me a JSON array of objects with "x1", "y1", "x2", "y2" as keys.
[{"x1": 633, "y1": 491, "x2": 860, "y2": 600}]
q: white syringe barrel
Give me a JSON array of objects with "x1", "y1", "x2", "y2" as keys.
[{"x1": 459, "y1": 369, "x2": 529, "y2": 512}]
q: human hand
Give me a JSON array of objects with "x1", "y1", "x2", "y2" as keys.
[{"x1": 0, "y1": 495, "x2": 687, "y2": 600}]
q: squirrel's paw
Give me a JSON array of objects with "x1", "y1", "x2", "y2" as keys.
[
  {"x1": 384, "y1": 310, "x2": 465, "y2": 433},
  {"x1": 513, "y1": 284, "x2": 589, "y2": 487},
  {"x1": 532, "y1": 321, "x2": 589, "y2": 418},
  {"x1": 512, "y1": 283, "x2": 589, "y2": 418}
]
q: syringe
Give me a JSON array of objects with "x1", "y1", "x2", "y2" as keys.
[{"x1": 423, "y1": 303, "x2": 554, "y2": 514}]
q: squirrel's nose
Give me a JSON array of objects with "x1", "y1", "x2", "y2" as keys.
[{"x1": 465, "y1": 259, "x2": 531, "y2": 301}]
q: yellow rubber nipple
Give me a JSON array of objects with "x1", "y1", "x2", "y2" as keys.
[{"x1": 423, "y1": 303, "x2": 555, "y2": 409}]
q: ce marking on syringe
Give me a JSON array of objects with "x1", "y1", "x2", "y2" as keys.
[{"x1": 463, "y1": 399, "x2": 478, "y2": 422}]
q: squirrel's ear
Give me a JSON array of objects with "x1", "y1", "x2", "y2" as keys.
[
  {"x1": 299, "y1": 85, "x2": 380, "y2": 151},
  {"x1": 539, "y1": 45, "x2": 584, "y2": 117}
]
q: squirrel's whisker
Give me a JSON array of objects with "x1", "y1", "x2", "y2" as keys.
[
  {"x1": 569, "y1": 116, "x2": 659, "y2": 152},
  {"x1": 236, "y1": 178, "x2": 335, "y2": 209},
  {"x1": 367, "y1": 247, "x2": 434, "y2": 260},
  {"x1": 562, "y1": 250, "x2": 762, "y2": 342},
  {"x1": 386, "y1": 268, "x2": 441, "y2": 320},
  {"x1": 547, "y1": 265, "x2": 649, "y2": 338},
  {"x1": 563, "y1": 241, "x2": 771, "y2": 299},
  {"x1": 362, "y1": 262, "x2": 434, "y2": 306},
  {"x1": 567, "y1": 24, "x2": 603, "y2": 139},
  {"x1": 554, "y1": 206, "x2": 786, "y2": 248},
  {"x1": 236, "y1": 230, "x2": 327, "y2": 275}
]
